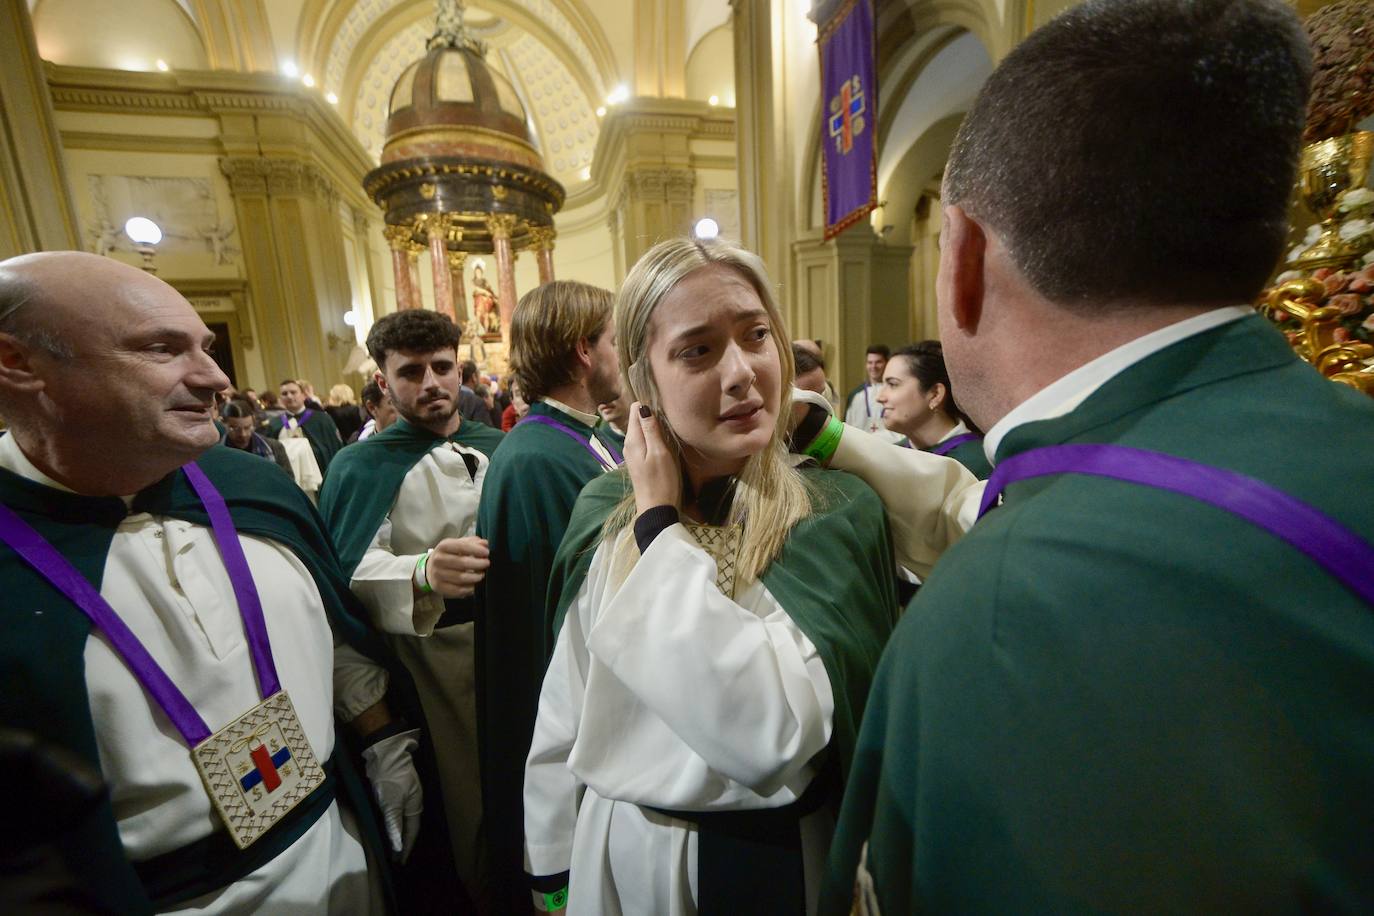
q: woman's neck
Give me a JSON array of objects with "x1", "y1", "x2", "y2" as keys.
[
  {"x1": 908, "y1": 411, "x2": 959, "y2": 449},
  {"x1": 681, "y1": 454, "x2": 746, "y2": 523}
]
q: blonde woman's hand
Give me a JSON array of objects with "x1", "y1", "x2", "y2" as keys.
[{"x1": 625, "y1": 402, "x2": 681, "y2": 516}]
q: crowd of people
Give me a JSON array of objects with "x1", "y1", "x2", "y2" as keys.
[{"x1": 1, "y1": 0, "x2": 1372, "y2": 914}]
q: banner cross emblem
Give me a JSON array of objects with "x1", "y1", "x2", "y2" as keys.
[{"x1": 828, "y1": 76, "x2": 867, "y2": 154}]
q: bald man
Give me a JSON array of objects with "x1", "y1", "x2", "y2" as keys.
[{"x1": 0, "y1": 253, "x2": 445, "y2": 914}]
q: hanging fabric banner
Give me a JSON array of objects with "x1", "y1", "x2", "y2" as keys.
[{"x1": 819, "y1": 0, "x2": 878, "y2": 239}]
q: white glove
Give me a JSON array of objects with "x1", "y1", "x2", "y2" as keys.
[{"x1": 361, "y1": 728, "x2": 423, "y2": 862}]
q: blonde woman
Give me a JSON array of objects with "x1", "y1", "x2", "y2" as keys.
[
  {"x1": 325, "y1": 382, "x2": 365, "y2": 443},
  {"x1": 524, "y1": 239, "x2": 897, "y2": 915}
]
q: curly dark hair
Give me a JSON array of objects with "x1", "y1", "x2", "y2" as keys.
[{"x1": 366, "y1": 309, "x2": 462, "y2": 367}]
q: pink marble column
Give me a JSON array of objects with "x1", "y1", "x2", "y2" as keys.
[
  {"x1": 429, "y1": 222, "x2": 455, "y2": 320},
  {"x1": 488, "y1": 214, "x2": 519, "y2": 334}
]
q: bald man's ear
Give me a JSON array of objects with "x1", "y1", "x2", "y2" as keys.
[
  {"x1": 941, "y1": 206, "x2": 987, "y2": 333},
  {"x1": 0, "y1": 333, "x2": 45, "y2": 395}
]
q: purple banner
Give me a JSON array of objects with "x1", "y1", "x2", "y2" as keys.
[{"x1": 820, "y1": 0, "x2": 877, "y2": 239}]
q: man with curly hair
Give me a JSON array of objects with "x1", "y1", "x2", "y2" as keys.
[{"x1": 320, "y1": 308, "x2": 504, "y2": 906}]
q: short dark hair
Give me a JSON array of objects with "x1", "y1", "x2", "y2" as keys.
[
  {"x1": 366, "y1": 309, "x2": 462, "y2": 367},
  {"x1": 460, "y1": 360, "x2": 479, "y2": 385},
  {"x1": 944, "y1": 0, "x2": 1311, "y2": 308},
  {"x1": 866, "y1": 345, "x2": 890, "y2": 360},
  {"x1": 360, "y1": 381, "x2": 383, "y2": 406},
  {"x1": 279, "y1": 379, "x2": 300, "y2": 390},
  {"x1": 893, "y1": 341, "x2": 979, "y2": 433},
  {"x1": 221, "y1": 399, "x2": 254, "y2": 420},
  {"x1": 792, "y1": 343, "x2": 824, "y2": 376}
]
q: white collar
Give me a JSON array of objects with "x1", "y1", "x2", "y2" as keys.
[
  {"x1": 936, "y1": 420, "x2": 970, "y2": 444},
  {"x1": 541, "y1": 396, "x2": 600, "y2": 428},
  {"x1": 983, "y1": 306, "x2": 1252, "y2": 464}
]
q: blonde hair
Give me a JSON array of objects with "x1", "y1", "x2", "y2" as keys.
[
  {"x1": 328, "y1": 383, "x2": 355, "y2": 406},
  {"x1": 607, "y1": 238, "x2": 810, "y2": 583},
  {"x1": 509, "y1": 280, "x2": 614, "y2": 402}
]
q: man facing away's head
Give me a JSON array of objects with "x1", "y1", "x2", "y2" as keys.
[{"x1": 935, "y1": 0, "x2": 1312, "y2": 432}]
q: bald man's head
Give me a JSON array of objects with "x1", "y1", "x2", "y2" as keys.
[{"x1": 0, "y1": 251, "x2": 231, "y2": 495}]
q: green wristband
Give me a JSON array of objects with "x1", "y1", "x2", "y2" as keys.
[
  {"x1": 542, "y1": 888, "x2": 568, "y2": 911},
  {"x1": 803, "y1": 414, "x2": 844, "y2": 465},
  {"x1": 415, "y1": 552, "x2": 434, "y2": 595}
]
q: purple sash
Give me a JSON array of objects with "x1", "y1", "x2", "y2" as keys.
[
  {"x1": 931, "y1": 432, "x2": 982, "y2": 457},
  {"x1": 519, "y1": 414, "x2": 624, "y2": 468},
  {"x1": 978, "y1": 443, "x2": 1374, "y2": 606},
  {"x1": 0, "y1": 463, "x2": 279, "y2": 745},
  {"x1": 285, "y1": 408, "x2": 314, "y2": 431}
]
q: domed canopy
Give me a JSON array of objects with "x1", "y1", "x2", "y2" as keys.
[
  {"x1": 363, "y1": 0, "x2": 564, "y2": 255},
  {"x1": 381, "y1": 42, "x2": 541, "y2": 171}
]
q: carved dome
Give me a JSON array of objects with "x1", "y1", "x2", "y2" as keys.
[{"x1": 381, "y1": 42, "x2": 542, "y2": 171}]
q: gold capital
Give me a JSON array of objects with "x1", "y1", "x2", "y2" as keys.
[{"x1": 486, "y1": 212, "x2": 518, "y2": 240}]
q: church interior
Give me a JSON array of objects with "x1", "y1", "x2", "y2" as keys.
[{"x1": 2, "y1": 0, "x2": 1370, "y2": 397}]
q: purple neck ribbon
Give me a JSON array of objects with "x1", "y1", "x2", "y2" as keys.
[
  {"x1": 931, "y1": 432, "x2": 982, "y2": 457},
  {"x1": 978, "y1": 443, "x2": 1374, "y2": 607},
  {"x1": 288, "y1": 408, "x2": 314, "y2": 429},
  {"x1": 0, "y1": 463, "x2": 280, "y2": 746},
  {"x1": 520, "y1": 413, "x2": 623, "y2": 468}
]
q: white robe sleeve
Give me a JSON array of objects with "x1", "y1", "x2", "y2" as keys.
[
  {"x1": 332, "y1": 639, "x2": 390, "y2": 723},
  {"x1": 524, "y1": 577, "x2": 593, "y2": 880},
  {"x1": 584, "y1": 525, "x2": 834, "y2": 797},
  {"x1": 349, "y1": 516, "x2": 447, "y2": 636},
  {"x1": 829, "y1": 422, "x2": 985, "y2": 578}
]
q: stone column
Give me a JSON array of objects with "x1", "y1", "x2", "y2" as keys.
[
  {"x1": 406, "y1": 227, "x2": 425, "y2": 311},
  {"x1": 449, "y1": 250, "x2": 469, "y2": 323},
  {"x1": 487, "y1": 213, "x2": 519, "y2": 333},
  {"x1": 383, "y1": 224, "x2": 417, "y2": 310},
  {"x1": 529, "y1": 225, "x2": 557, "y2": 285},
  {"x1": 425, "y1": 215, "x2": 456, "y2": 320},
  {"x1": 0, "y1": 0, "x2": 81, "y2": 256}
]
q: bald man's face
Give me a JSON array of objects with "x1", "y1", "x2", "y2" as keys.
[{"x1": 5, "y1": 254, "x2": 229, "y2": 464}]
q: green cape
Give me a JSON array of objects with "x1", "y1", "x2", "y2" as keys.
[
  {"x1": 318, "y1": 416, "x2": 505, "y2": 577},
  {"x1": 921, "y1": 437, "x2": 992, "y2": 479},
  {"x1": 268, "y1": 409, "x2": 343, "y2": 473},
  {"x1": 0, "y1": 445, "x2": 444, "y2": 913},
  {"x1": 473, "y1": 400, "x2": 633, "y2": 912},
  {"x1": 548, "y1": 466, "x2": 899, "y2": 785},
  {"x1": 822, "y1": 315, "x2": 1374, "y2": 913}
]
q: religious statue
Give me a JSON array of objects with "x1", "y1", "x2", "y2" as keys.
[{"x1": 471, "y1": 263, "x2": 500, "y2": 337}]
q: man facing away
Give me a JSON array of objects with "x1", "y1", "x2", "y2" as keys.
[
  {"x1": 269, "y1": 378, "x2": 344, "y2": 475},
  {"x1": 824, "y1": 0, "x2": 1374, "y2": 911},
  {"x1": 0, "y1": 252, "x2": 428, "y2": 914},
  {"x1": 475, "y1": 279, "x2": 621, "y2": 913},
  {"x1": 319, "y1": 310, "x2": 504, "y2": 908}
]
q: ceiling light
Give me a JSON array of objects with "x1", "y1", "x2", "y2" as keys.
[
  {"x1": 693, "y1": 217, "x2": 720, "y2": 240},
  {"x1": 155, "y1": 59, "x2": 169, "y2": 72},
  {"x1": 595, "y1": 106, "x2": 606, "y2": 117},
  {"x1": 605, "y1": 84, "x2": 629, "y2": 105},
  {"x1": 281, "y1": 61, "x2": 299, "y2": 78},
  {"x1": 124, "y1": 217, "x2": 163, "y2": 245},
  {"x1": 303, "y1": 74, "x2": 316, "y2": 88},
  {"x1": 708, "y1": 95, "x2": 719, "y2": 106},
  {"x1": 579, "y1": 166, "x2": 591, "y2": 180},
  {"x1": 343, "y1": 310, "x2": 358, "y2": 327},
  {"x1": 325, "y1": 91, "x2": 339, "y2": 105}
]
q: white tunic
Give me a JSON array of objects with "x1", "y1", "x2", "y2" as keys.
[
  {"x1": 525, "y1": 524, "x2": 836, "y2": 915},
  {"x1": 0, "y1": 435, "x2": 388, "y2": 915}
]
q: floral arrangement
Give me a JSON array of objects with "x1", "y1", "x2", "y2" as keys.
[
  {"x1": 1304, "y1": 0, "x2": 1374, "y2": 144},
  {"x1": 1269, "y1": 187, "x2": 1374, "y2": 346}
]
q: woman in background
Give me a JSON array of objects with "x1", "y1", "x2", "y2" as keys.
[{"x1": 875, "y1": 340, "x2": 991, "y2": 479}]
